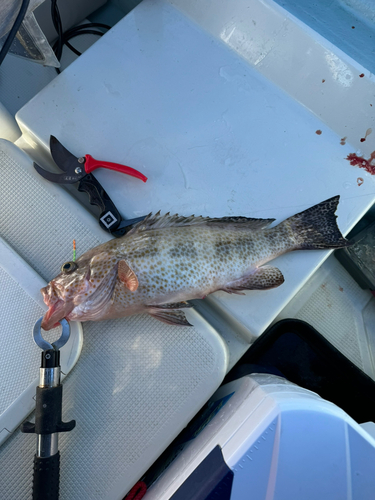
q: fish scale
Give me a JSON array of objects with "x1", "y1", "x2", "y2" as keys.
[{"x1": 40, "y1": 196, "x2": 350, "y2": 330}]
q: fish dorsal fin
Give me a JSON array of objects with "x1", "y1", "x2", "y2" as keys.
[
  {"x1": 118, "y1": 260, "x2": 139, "y2": 292},
  {"x1": 128, "y1": 212, "x2": 275, "y2": 234},
  {"x1": 128, "y1": 212, "x2": 209, "y2": 233}
]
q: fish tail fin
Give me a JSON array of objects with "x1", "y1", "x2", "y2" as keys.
[{"x1": 284, "y1": 196, "x2": 351, "y2": 250}]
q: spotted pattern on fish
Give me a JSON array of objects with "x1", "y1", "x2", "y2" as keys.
[{"x1": 40, "y1": 196, "x2": 350, "y2": 330}]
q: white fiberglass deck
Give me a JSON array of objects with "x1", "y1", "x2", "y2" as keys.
[{"x1": 16, "y1": 0, "x2": 375, "y2": 339}]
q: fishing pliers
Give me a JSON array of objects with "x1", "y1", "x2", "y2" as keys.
[
  {"x1": 34, "y1": 136, "x2": 147, "y2": 237},
  {"x1": 21, "y1": 318, "x2": 75, "y2": 500}
]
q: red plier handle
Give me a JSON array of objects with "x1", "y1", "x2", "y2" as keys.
[{"x1": 84, "y1": 154, "x2": 148, "y2": 183}]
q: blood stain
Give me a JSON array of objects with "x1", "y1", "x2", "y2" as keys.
[
  {"x1": 340, "y1": 136, "x2": 347, "y2": 146},
  {"x1": 339, "y1": 286, "x2": 344, "y2": 292},
  {"x1": 359, "y1": 73, "x2": 365, "y2": 78},
  {"x1": 357, "y1": 177, "x2": 364, "y2": 186},
  {"x1": 322, "y1": 79, "x2": 325, "y2": 83},
  {"x1": 346, "y1": 151, "x2": 375, "y2": 175},
  {"x1": 352, "y1": 26, "x2": 355, "y2": 29},
  {"x1": 359, "y1": 128, "x2": 372, "y2": 142},
  {"x1": 316, "y1": 130, "x2": 322, "y2": 135}
]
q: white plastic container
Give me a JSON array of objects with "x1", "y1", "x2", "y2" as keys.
[{"x1": 145, "y1": 374, "x2": 375, "y2": 499}]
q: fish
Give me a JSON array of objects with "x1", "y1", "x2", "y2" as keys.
[{"x1": 41, "y1": 195, "x2": 350, "y2": 330}]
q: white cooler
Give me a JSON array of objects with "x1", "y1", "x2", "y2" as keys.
[{"x1": 144, "y1": 374, "x2": 375, "y2": 500}]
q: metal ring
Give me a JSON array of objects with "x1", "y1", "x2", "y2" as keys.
[{"x1": 33, "y1": 317, "x2": 71, "y2": 351}]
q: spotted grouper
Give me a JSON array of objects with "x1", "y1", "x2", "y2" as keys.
[{"x1": 41, "y1": 196, "x2": 350, "y2": 330}]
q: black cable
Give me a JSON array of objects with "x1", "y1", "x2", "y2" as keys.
[
  {"x1": 54, "y1": 30, "x2": 107, "y2": 56},
  {"x1": 62, "y1": 23, "x2": 112, "y2": 57},
  {"x1": 64, "y1": 41, "x2": 81, "y2": 57},
  {"x1": 64, "y1": 23, "x2": 111, "y2": 34},
  {"x1": 51, "y1": 0, "x2": 63, "y2": 61},
  {"x1": 50, "y1": 0, "x2": 110, "y2": 74},
  {"x1": 0, "y1": 0, "x2": 31, "y2": 67},
  {"x1": 52, "y1": 29, "x2": 109, "y2": 73}
]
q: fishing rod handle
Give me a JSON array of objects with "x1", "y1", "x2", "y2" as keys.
[{"x1": 33, "y1": 452, "x2": 60, "y2": 500}]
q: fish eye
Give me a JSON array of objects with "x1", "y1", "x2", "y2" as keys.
[{"x1": 61, "y1": 261, "x2": 78, "y2": 274}]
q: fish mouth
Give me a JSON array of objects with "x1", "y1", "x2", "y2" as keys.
[
  {"x1": 41, "y1": 299, "x2": 75, "y2": 330},
  {"x1": 40, "y1": 300, "x2": 63, "y2": 330},
  {"x1": 41, "y1": 284, "x2": 74, "y2": 330},
  {"x1": 40, "y1": 263, "x2": 118, "y2": 329}
]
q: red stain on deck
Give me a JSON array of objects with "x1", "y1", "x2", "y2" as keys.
[
  {"x1": 360, "y1": 128, "x2": 372, "y2": 142},
  {"x1": 340, "y1": 136, "x2": 347, "y2": 146},
  {"x1": 359, "y1": 73, "x2": 365, "y2": 78},
  {"x1": 346, "y1": 151, "x2": 375, "y2": 175},
  {"x1": 357, "y1": 177, "x2": 364, "y2": 186},
  {"x1": 316, "y1": 130, "x2": 322, "y2": 135}
]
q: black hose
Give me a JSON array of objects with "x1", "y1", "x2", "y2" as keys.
[
  {"x1": 51, "y1": 0, "x2": 63, "y2": 61},
  {"x1": 50, "y1": 0, "x2": 111, "y2": 74}
]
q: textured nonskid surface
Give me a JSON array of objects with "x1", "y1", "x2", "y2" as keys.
[
  {"x1": 277, "y1": 255, "x2": 375, "y2": 378},
  {"x1": 0, "y1": 315, "x2": 218, "y2": 500},
  {"x1": 0, "y1": 142, "x2": 227, "y2": 498},
  {"x1": 0, "y1": 149, "x2": 104, "y2": 282},
  {"x1": 0, "y1": 269, "x2": 43, "y2": 416}
]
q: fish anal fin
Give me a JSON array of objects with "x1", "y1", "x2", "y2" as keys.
[
  {"x1": 223, "y1": 266, "x2": 284, "y2": 292},
  {"x1": 118, "y1": 260, "x2": 139, "y2": 292},
  {"x1": 147, "y1": 301, "x2": 193, "y2": 310},
  {"x1": 220, "y1": 288, "x2": 246, "y2": 296},
  {"x1": 149, "y1": 309, "x2": 193, "y2": 326}
]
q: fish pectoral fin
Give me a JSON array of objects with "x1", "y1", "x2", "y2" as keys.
[
  {"x1": 118, "y1": 260, "x2": 139, "y2": 292},
  {"x1": 223, "y1": 266, "x2": 285, "y2": 292},
  {"x1": 148, "y1": 308, "x2": 193, "y2": 326}
]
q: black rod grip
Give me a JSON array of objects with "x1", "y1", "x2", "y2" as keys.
[{"x1": 33, "y1": 452, "x2": 60, "y2": 500}]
